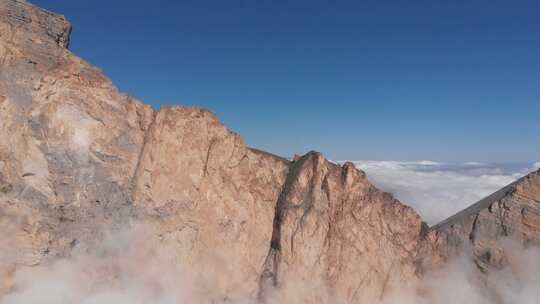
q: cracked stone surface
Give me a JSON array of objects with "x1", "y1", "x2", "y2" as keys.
[
  {"x1": 259, "y1": 152, "x2": 427, "y2": 302},
  {"x1": 428, "y1": 169, "x2": 540, "y2": 271},
  {"x1": 0, "y1": 1, "x2": 289, "y2": 299},
  {"x1": 0, "y1": 0, "x2": 154, "y2": 267},
  {"x1": 1, "y1": 0, "x2": 540, "y2": 302},
  {"x1": 131, "y1": 106, "x2": 290, "y2": 299}
]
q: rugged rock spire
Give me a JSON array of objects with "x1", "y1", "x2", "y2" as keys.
[{"x1": 259, "y1": 152, "x2": 427, "y2": 302}]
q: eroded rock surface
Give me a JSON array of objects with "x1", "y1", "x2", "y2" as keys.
[
  {"x1": 259, "y1": 153, "x2": 428, "y2": 302},
  {"x1": 1, "y1": 0, "x2": 540, "y2": 303},
  {"x1": 0, "y1": 0, "x2": 154, "y2": 266},
  {"x1": 0, "y1": 1, "x2": 433, "y2": 301},
  {"x1": 430, "y1": 169, "x2": 540, "y2": 271},
  {"x1": 131, "y1": 106, "x2": 290, "y2": 299}
]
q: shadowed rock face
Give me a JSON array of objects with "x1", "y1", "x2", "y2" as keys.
[
  {"x1": 1, "y1": 0, "x2": 539, "y2": 302},
  {"x1": 429, "y1": 169, "x2": 540, "y2": 271}
]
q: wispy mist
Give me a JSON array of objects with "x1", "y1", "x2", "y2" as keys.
[
  {"x1": 1, "y1": 222, "x2": 540, "y2": 303},
  {"x1": 383, "y1": 242, "x2": 540, "y2": 304}
]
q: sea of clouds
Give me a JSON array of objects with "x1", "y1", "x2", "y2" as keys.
[{"x1": 346, "y1": 160, "x2": 539, "y2": 225}]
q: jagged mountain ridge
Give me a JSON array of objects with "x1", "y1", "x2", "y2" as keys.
[
  {"x1": 0, "y1": 0, "x2": 539, "y2": 302},
  {"x1": 428, "y1": 169, "x2": 540, "y2": 271}
]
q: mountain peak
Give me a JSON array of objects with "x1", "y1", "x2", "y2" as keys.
[{"x1": 1, "y1": 0, "x2": 71, "y2": 49}]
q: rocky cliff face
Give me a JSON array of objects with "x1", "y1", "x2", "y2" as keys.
[
  {"x1": 0, "y1": 1, "x2": 428, "y2": 301},
  {"x1": 0, "y1": 1, "x2": 539, "y2": 303},
  {"x1": 259, "y1": 153, "x2": 427, "y2": 302},
  {"x1": 0, "y1": 0, "x2": 155, "y2": 265},
  {"x1": 131, "y1": 106, "x2": 290, "y2": 299},
  {"x1": 429, "y1": 169, "x2": 540, "y2": 271}
]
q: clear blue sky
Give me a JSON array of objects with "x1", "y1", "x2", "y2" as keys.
[{"x1": 33, "y1": 0, "x2": 539, "y2": 162}]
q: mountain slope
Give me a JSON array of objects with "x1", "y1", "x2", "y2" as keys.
[
  {"x1": 0, "y1": 1, "x2": 433, "y2": 302},
  {"x1": 1, "y1": 1, "x2": 540, "y2": 302},
  {"x1": 430, "y1": 169, "x2": 540, "y2": 270}
]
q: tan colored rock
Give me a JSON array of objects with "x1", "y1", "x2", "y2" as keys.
[
  {"x1": 0, "y1": 1, "x2": 432, "y2": 299},
  {"x1": 0, "y1": 1, "x2": 291, "y2": 301},
  {"x1": 430, "y1": 169, "x2": 540, "y2": 270},
  {"x1": 131, "y1": 106, "x2": 289, "y2": 300},
  {"x1": 2, "y1": 0, "x2": 540, "y2": 303},
  {"x1": 259, "y1": 153, "x2": 427, "y2": 302},
  {"x1": 0, "y1": 0, "x2": 153, "y2": 264}
]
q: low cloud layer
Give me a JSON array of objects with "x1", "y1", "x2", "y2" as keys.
[
  {"x1": 2, "y1": 223, "x2": 540, "y2": 304},
  {"x1": 0, "y1": 224, "x2": 236, "y2": 304},
  {"x1": 347, "y1": 161, "x2": 538, "y2": 225}
]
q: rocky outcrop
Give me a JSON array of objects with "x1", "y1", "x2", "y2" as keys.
[
  {"x1": 131, "y1": 106, "x2": 290, "y2": 299},
  {"x1": 1, "y1": 0, "x2": 540, "y2": 303},
  {"x1": 0, "y1": 0, "x2": 71, "y2": 48},
  {"x1": 0, "y1": 1, "x2": 434, "y2": 301},
  {"x1": 430, "y1": 169, "x2": 540, "y2": 270},
  {"x1": 0, "y1": 0, "x2": 155, "y2": 267},
  {"x1": 259, "y1": 153, "x2": 427, "y2": 302}
]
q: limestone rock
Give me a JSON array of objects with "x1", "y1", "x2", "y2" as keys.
[
  {"x1": 430, "y1": 169, "x2": 540, "y2": 270},
  {"x1": 0, "y1": 1, "x2": 432, "y2": 300},
  {"x1": 259, "y1": 153, "x2": 427, "y2": 302},
  {"x1": 0, "y1": 0, "x2": 154, "y2": 264},
  {"x1": 0, "y1": 1, "x2": 291, "y2": 300},
  {"x1": 1, "y1": 0, "x2": 70, "y2": 45},
  {"x1": 131, "y1": 106, "x2": 289, "y2": 299},
  {"x1": 2, "y1": 0, "x2": 540, "y2": 303}
]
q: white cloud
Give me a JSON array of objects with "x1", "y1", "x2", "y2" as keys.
[
  {"x1": 383, "y1": 242, "x2": 540, "y2": 304},
  {"x1": 344, "y1": 160, "x2": 536, "y2": 225}
]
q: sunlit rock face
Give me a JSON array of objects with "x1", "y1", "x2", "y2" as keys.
[
  {"x1": 0, "y1": 1, "x2": 430, "y2": 301},
  {"x1": 430, "y1": 169, "x2": 540, "y2": 271},
  {"x1": 131, "y1": 106, "x2": 290, "y2": 299},
  {"x1": 0, "y1": 0, "x2": 154, "y2": 266},
  {"x1": 1, "y1": 1, "x2": 540, "y2": 303},
  {"x1": 259, "y1": 153, "x2": 428, "y2": 302}
]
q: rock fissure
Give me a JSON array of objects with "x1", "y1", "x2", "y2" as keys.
[
  {"x1": 202, "y1": 138, "x2": 217, "y2": 177},
  {"x1": 258, "y1": 153, "x2": 314, "y2": 298},
  {"x1": 129, "y1": 108, "x2": 157, "y2": 203}
]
